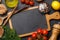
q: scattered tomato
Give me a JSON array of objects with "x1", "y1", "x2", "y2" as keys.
[
  {"x1": 29, "y1": 1, "x2": 34, "y2": 6},
  {"x1": 43, "y1": 36, "x2": 47, "y2": 40},
  {"x1": 43, "y1": 29, "x2": 48, "y2": 35},
  {"x1": 21, "y1": 0, "x2": 25, "y2": 3},
  {"x1": 25, "y1": 0, "x2": 30, "y2": 5},
  {"x1": 32, "y1": 32, "x2": 37, "y2": 38},
  {"x1": 27, "y1": 37, "x2": 31, "y2": 40},
  {"x1": 37, "y1": 28, "x2": 43, "y2": 34}
]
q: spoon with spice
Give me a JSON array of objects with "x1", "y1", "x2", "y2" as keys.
[
  {"x1": 0, "y1": 6, "x2": 28, "y2": 38},
  {"x1": 0, "y1": 5, "x2": 17, "y2": 38},
  {"x1": 0, "y1": 2, "x2": 28, "y2": 37},
  {"x1": 0, "y1": 0, "x2": 7, "y2": 38},
  {"x1": 0, "y1": 6, "x2": 28, "y2": 26},
  {"x1": 0, "y1": 16, "x2": 7, "y2": 25},
  {"x1": 0, "y1": 0, "x2": 7, "y2": 15}
]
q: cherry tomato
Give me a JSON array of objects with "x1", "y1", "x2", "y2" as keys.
[
  {"x1": 43, "y1": 36, "x2": 47, "y2": 40},
  {"x1": 27, "y1": 37, "x2": 31, "y2": 40},
  {"x1": 37, "y1": 28, "x2": 43, "y2": 34},
  {"x1": 29, "y1": 1, "x2": 34, "y2": 6},
  {"x1": 25, "y1": 0, "x2": 30, "y2": 5},
  {"x1": 43, "y1": 29, "x2": 48, "y2": 35},
  {"x1": 21, "y1": 0, "x2": 25, "y2": 3},
  {"x1": 32, "y1": 32, "x2": 37, "y2": 38}
]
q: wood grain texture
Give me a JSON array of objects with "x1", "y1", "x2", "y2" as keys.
[
  {"x1": 45, "y1": 12, "x2": 60, "y2": 31},
  {"x1": 49, "y1": 24, "x2": 60, "y2": 40},
  {"x1": 0, "y1": 0, "x2": 1, "y2": 3},
  {"x1": 0, "y1": 26, "x2": 4, "y2": 38},
  {"x1": 9, "y1": 19, "x2": 13, "y2": 30}
]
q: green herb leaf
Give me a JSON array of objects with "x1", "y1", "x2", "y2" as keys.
[{"x1": 0, "y1": 26, "x2": 21, "y2": 40}]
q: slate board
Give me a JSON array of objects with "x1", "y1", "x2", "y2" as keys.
[
  {"x1": 2, "y1": 0, "x2": 60, "y2": 40},
  {"x1": 12, "y1": 0, "x2": 53, "y2": 34}
]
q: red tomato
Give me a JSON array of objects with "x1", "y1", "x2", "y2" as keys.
[
  {"x1": 29, "y1": 1, "x2": 34, "y2": 6},
  {"x1": 25, "y1": 0, "x2": 30, "y2": 5},
  {"x1": 43, "y1": 36, "x2": 47, "y2": 40},
  {"x1": 21, "y1": 0, "x2": 25, "y2": 3},
  {"x1": 37, "y1": 28, "x2": 43, "y2": 34},
  {"x1": 43, "y1": 29, "x2": 48, "y2": 35},
  {"x1": 32, "y1": 32, "x2": 37, "y2": 38},
  {"x1": 27, "y1": 37, "x2": 31, "y2": 40}
]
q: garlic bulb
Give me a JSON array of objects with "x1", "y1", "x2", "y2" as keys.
[{"x1": 39, "y1": 2, "x2": 49, "y2": 13}]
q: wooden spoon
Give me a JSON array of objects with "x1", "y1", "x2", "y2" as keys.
[
  {"x1": 0, "y1": 16, "x2": 7, "y2": 25},
  {"x1": 36, "y1": 0, "x2": 43, "y2": 2},
  {"x1": 0, "y1": 26, "x2": 4, "y2": 38},
  {"x1": 0, "y1": 0, "x2": 1, "y2": 3},
  {"x1": 0, "y1": 5, "x2": 17, "y2": 38},
  {"x1": 0, "y1": 6, "x2": 28, "y2": 26},
  {"x1": 2, "y1": 5, "x2": 17, "y2": 26},
  {"x1": 0, "y1": 12, "x2": 16, "y2": 38},
  {"x1": 0, "y1": 6, "x2": 28, "y2": 38}
]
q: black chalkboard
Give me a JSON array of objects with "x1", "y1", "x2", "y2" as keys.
[{"x1": 12, "y1": 0, "x2": 53, "y2": 34}]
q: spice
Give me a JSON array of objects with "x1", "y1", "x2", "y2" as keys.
[
  {"x1": 0, "y1": 4, "x2": 7, "y2": 14},
  {"x1": 0, "y1": 27, "x2": 4, "y2": 38}
]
